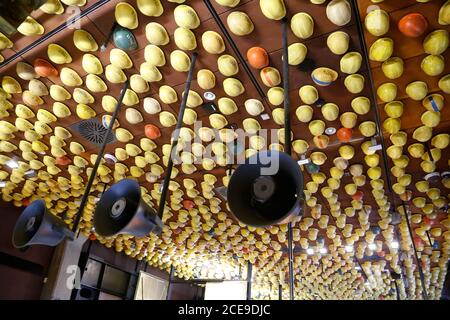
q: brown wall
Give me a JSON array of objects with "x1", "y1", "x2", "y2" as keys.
[
  {"x1": 0, "y1": 201, "x2": 55, "y2": 300},
  {"x1": 86, "y1": 241, "x2": 203, "y2": 300}
]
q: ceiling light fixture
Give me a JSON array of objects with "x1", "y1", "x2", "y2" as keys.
[
  {"x1": 325, "y1": 127, "x2": 336, "y2": 135},
  {"x1": 203, "y1": 91, "x2": 216, "y2": 101},
  {"x1": 0, "y1": 181, "x2": 6, "y2": 188},
  {"x1": 306, "y1": 248, "x2": 314, "y2": 255},
  {"x1": 345, "y1": 245, "x2": 354, "y2": 253},
  {"x1": 319, "y1": 247, "x2": 327, "y2": 254},
  {"x1": 368, "y1": 243, "x2": 376, "y2": 250},
  {"x1": 6, "y1": 159, "x2": 19, "y2": 169},
  {"x1": 260, "y1": 113, "x2": 270, "y2": 120},
  {"x1": 391, "y1": 241, "x2": 399, "y2": 249}
]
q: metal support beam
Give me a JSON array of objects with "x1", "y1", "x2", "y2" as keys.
[
  {"x1": 281, "y1": 17, "x2": 295, "y2": 302},
  {"x1": 157, "y1": 52, "x2": 198, "y2": 219},
  {"x1": 278, "y1": 284, "x2": 283, "y2": 300},
  {"x1": 71, "y1": 80, "x2": 129, "y2": 233},
  {"x1": 246, "y1": 261, "x2": 252, "y2": 300},
  {"x1": 166, "y1": 265, "x2": 175, "y2": 300},
  {"x1": 401, "y1": 202, "x2": 429, "y2": 300}
]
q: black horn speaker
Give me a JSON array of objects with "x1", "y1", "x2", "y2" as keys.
[
  {"x1": 93, "y1": 179, "x2": 163, "y2": 237},
  {"x1": 227, "y1": 150, "x2": 304, "y2": 227},
  {"x1": 12, "y1": 199, "x2": 72, "y2": 249}
]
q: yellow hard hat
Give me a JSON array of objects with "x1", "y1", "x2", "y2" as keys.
[
  {"x1": 73, "y1": 88, "x2": 94, "y2": 105},
  {"x1": 242, "y1": 118, "x2": 261, "y2": 134},
  {"x1": 421, "y1": 55, "x2": 444, "y2": 76},
  {"x1": 115, "y1": 128, "x2": 133, "y2": 143},
  {"x1": 60, "y1": 67, "x2": 83, "y2": 87},
  {"x1": 170, "y1": 50, "x2": 191, "y2": 72},
  {"x1": 292, "y1": 140, "x2": 309, "y2": 154},
  {"x1": 174, "y1": 5, "x2": 200, "y2": 29},
  {"x1": 299, "y1": 85, "x2": 318, "y2": 104},
  {"x1": 223, "y1": 77, "x2": 244, "y2": 96},
  {"x1": 2, "y1": 76, "x2": 22, "y2": 94},
  {"x1": 115, "y1": 2, "x2": 138, "y2": 29},
  {"x1": 17, "y1": 16, "x2": 44, "y2": 36},
  {"x1": 76, "y1": 103, "x2": 96, "y2": 119},
  {"x1": 309, "y1": 120, "x2": 325, "y2": 136},
  {"x1": 327, "y1": 31, "x2": 349, "y2": 55},
  {"x1": 413, "y1": 125, "x2": 433, "y2": 142},
  {"x1": 16, "y1": 62, "x2": 37, "y2": 80},
  {"x1": 23, "y1": 90, "x2": 44, "y2": 106},
  {"x1": 86, "y1": 74, "x2": 107, "y2": 92},
  {"x1": 390, "y1": 131, "x2": 407, "y2": 146},
  {"x1": 140, "y1": 62, "x2": 162, "y2": 82},
  {"x1": 365, "y1": 9, "x2": 389, "y2": 36},
  {"x1": 267, "y1": 87, "x2": 284, "y2": 106},
  {"x1": 37, "y1": 109, "x2": 57, "y2": 123},
  {"x1": 129, "y1": 74, "x2": 149, "y2": 94},
  {"x1": 209, "y1": 113, "x2": 228, "y2": 129},
  {"x1": 28, "y1": 79, "x2": 48, "y2": 97},
  {"x1": 145, "y1": 22, "x2": 169, "y2": 45},
  {"x1": 369, "y1": 38, "x2": 394, "y2": 62},
  {"x1": 321, "y1": 103, "x2": 339, "y2": 121},
  {"x1": 291, "y1": 12, "x2": 314, "y2": 39},
  {"x1": 73, "y1": 29, "x2": 98, "y2": 52},
  {"x1": 344, "y1": 74, "x2": 365, "y2": 94},
  {"x1": 183, "y1": 108, "x2": 197, "y2": 125},
  {"x1": 137, "y1": 0, "x2": 163, "y2": 17},
  {"x1": 123, "y1": 89, "x2": 139, "y2": 106},
  {"x1": 382, "y1": 117, "x2": 401, "y2": 134},
  {"x1": 326, "y1": 0, "x2": 352, "y2": 27},
  {"x1": 217, "y1": 97, "x2": 237, "y2": 115},
  {"x1": 408, "y1": 143, "x2": 425, "y2": 158},
  {"x1": 384, "y1": 101, "x2": 403, "y2": 118},
  {"x1": 310, "y1": 152, "x2": 327, "y2": 165},
  {"x1": 438, "y1": 74, "x2": 450, "y2": 93},
  {"x1": 431, "y1": 133, "x2": 450, "y2": 149},
  {"x1": 340, "y1": 52, "x2": 362, "y2": 74},
  {"x1": 159, "y1": 111, "x2": 177, "y2": 127},
  {"x1": 244, "y1": 99, "x2": 264, "y2": 116},
  {"x1": 340, "y1": 112, "x2": 357, "y2": 128},
  {"x1": 47, "y1": 43, "x2": 72, "y2": 64},
  {"x1": 421, "y1": 111, "x2": 441, "y2": 128},
  {"x1": 339, "y1": 145, "x2": 355, "y2": 160},
  {"x1": 227, "y1": 11, "x2": 254, "y2": 36},
  {"x1": 173, "y1": 27, "x2": 196, "y2": 51},
  {"x1": 159, "y1": 85, "x2": 177, "y2": 104},
  {"x1": 295, "y1": 105, "x2": 313, "y2": 122},
  {"x1": 406, "y1": 81, "x2": 428, "y2": 101},
  {"x1": 377, "y1": 83, "x2": 397, "y2": 103},
  {"x1": 81, "y1": 53, "x2": 103, "y2": 75},
  {"x1": 423, "y1": 29, "x2": 449, "y2": 55},
  {"x1": 382, "y1": 57, "x2": 404, "y2": 79},
  {"x1": 105, "y1": 64, "x2": 127, "y2": 83},
  {"x1": 197, "y1": 69, "x2": 215, "y2": 90},
  {"x1": 218, "y1": 54, "x2": 239, "y2": 77},
  {"x1": 439, "y1": 0, "x2": 450, "y2": 25},
  {"x1": 110, "y1": 48, "x2": 133, "y2": 69},
  {"x1": 359, "y1": 121, "x2": 376, "y2": 137},
  {"x1": 202, "y1": 31, "x2": 225, "y2": 54},
  {"x1": 259, "y1": 0, "x2": 286, "y2": 20}
]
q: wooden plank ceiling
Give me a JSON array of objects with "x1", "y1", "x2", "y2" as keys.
[{"x1": 0, "y1": 0, "x2": 449, "y2": 300}]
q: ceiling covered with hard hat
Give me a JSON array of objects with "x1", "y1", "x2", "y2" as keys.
[{"x1": 0, "y1": 0, "x2": 449, "y2": 300}]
